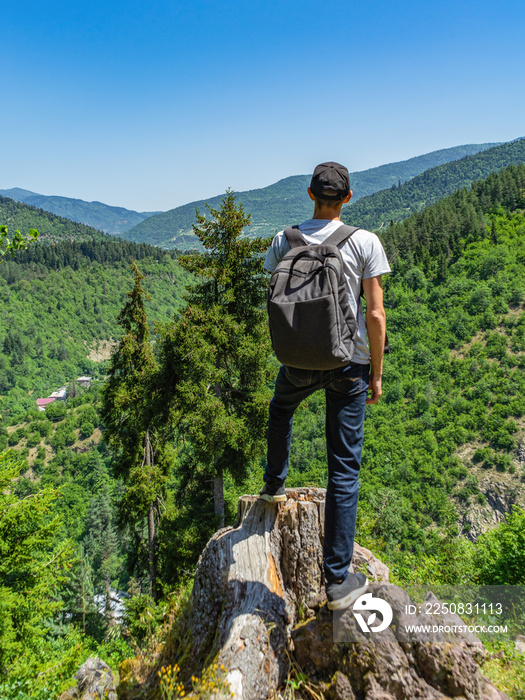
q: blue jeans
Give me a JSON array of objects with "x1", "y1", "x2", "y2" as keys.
[{"x1": 265, "y1": 362, "x2": 370, "y2": 583}]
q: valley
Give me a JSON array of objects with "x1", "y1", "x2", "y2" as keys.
[{"x1": 2, "y1": 148, "x2": 525, "y2": 699}]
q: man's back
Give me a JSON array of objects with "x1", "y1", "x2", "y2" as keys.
[{"x1": 264, "y1": 217, "x2": 390, "y2": 365}]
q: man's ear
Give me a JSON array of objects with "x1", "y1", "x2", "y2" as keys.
[
  {"x1": 344, "y1": 190, "x2": 353, "y2": 203},
  {"x1": 307, "y1": 187, "x2": 315, "y2": 201}
]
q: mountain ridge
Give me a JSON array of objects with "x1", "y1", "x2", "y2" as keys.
[
  {"x1": 342, "y1": 137, "x2": 525, "y2": 231},
  {"x1": 0, "y1": 194, "x2": 114, "y2": 242},
  {"x1": 0, "y1": 189, "x2": 160, "y2": 236},
  {"x1": 119, "y1": 142, "x2": 502, "y2": 247}
]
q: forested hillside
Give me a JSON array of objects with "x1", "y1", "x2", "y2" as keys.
[
  {"x1": 121, "y1": 142, "x2": 499, "y2": 247},
  {"x1": 0, "y1": 189, "x2": 159, "y2": 236},
  {"x1": 343, "y1": 137, "x2": 525, "y2": 231},
  {"x1": 0, "y1": 239, "x2": 190, "y2": 418},
  {"x1": 2, "y1": 165, "x2": 525, "y2": 698},
  {"x1": 0, "y1": 195, "x2": 110, "y2": 242}
]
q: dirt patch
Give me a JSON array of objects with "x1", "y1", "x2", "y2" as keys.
[
  {"x1": 87, "y1": 339, "x2": 117, "y2": 362},
  {"x1": 43, "y1": 443, "x2": 54, "y2": 466},
  {"x1": 450, "y1": 331, "x2": 485, "y2": 359},
  {"x1": 6, "y1": 423, "x2": 25, "y2": 435},
  {"x1": 71, "y1": 427, "x2": 103, "y2": 451}
]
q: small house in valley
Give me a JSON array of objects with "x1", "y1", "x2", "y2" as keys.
[
  {"x1": 49, "y1": 386, "x2": 67, "y2": 400},
  {"x1": 36, "y1": 397, "x2": 56, "y2": 412}
]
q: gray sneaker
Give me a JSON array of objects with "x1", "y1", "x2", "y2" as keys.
[
  {"x1": 259, "y1": 483, "x2": 287, "y2": 502},
  {"x1": 326, "y1": 572, "x2": 368, "y2": 610}
]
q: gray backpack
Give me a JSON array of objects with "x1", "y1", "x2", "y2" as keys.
[{"x1": 267, "y1": 224, "x2": 360, "y2": 370}]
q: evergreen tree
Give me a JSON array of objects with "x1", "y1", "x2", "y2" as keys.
[
  {"x1": 83, "y1": 483, "x2": 121, "y2": 624},
  {"x1": 160, "y1": 191, "x2": 272, "y2": 526},
  {"x1": 59, "y1": 544, "x2": 96, "y2": 634},
  {"x1": 0, "y1": 451, "x2": 73, "y2": 679},
  {"x1": 101, "y1": 263, "x2": 171, "y2": 599},
  {"x1": 69, "y1": 377, "x2": 78, "y2": 399}
]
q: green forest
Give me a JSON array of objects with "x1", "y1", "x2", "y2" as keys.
[
  {"x1": 342, "y1": 137, "x2": 525, "y2": 231},
  {"x1": 2, "y1": 166, "x2": 525, "y2": 698}
]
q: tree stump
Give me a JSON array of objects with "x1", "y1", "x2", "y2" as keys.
[
  {"x1": 118, "y1": 488, "x2": 510, "y2": 700},
  {"x1": 188, "y1": 488, "x2": 386, "y2": 700}
]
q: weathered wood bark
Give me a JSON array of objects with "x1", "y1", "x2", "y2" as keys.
[
  {"x1": 147, "y1": 502, "x2": 156, "y2": 599},
  {"x1": 187, "y1": 488, "x2": 387, "y2": 700}
]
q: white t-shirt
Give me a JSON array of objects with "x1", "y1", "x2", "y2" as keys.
[{"x1": 263, "y1": 219, "x2": 391, "y2": 365}]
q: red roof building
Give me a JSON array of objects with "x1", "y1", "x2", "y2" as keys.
[{"x1": 36, "y1": 397, "x2": 56, "y2": 411}]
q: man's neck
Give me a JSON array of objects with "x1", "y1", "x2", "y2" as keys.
[{"x1": 312, "y1": 205, "x2": 343, "y2": 221}]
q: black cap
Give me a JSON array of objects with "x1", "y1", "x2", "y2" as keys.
[{"x1": 310, "y1": 161, "x2": 350, "y2": 200}]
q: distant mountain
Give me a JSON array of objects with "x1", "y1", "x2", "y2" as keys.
[
  {"x1": 342, "y1": 138, "x2": 525, "y2": 231},
  {"x1": 0, "y1": 187, "x2": 38, "y2": 201},
  {"x1": 0, "y1": 195, "x2": 112, "y2": 242},
  {"x1": 0, "y1": 189, "x2": 160, "y2": 236},
  {"x1": 120, "y1": 142, "x2": 501, "y2": 248}
]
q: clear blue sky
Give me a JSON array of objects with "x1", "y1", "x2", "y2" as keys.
[{"x1": 2, "y1": 0, "x2": 524, "y2": 212}]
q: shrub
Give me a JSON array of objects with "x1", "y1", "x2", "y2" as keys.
[
  {"x1": 474, "y1": 507, "x2": 525, "y2": 584},
  {"x1": 45, "y1": 402, "x2": 67, "y2": 422},
  {"x1": 467, "y1": 285, "x2": 491, "y2": 315},
  {"x1": 36, "y1": 421, "x2": 52, "y2": 438},
  {"x1": 26, "y1": 432, "x2": 41, "y2": 448},
  {"x1": 472, "y1": 447, "x2": 487, "y2": 463},
  {"x1": 79, "y1": 422, "x2": 94, "y2": 439},
  {"x1": 456, "y1": 465, "x2": 468, "y2": 480},
  {"x1": 494, "y1": 454, "x2": 511, "y2": 472},
  {"x1": 491, "y1": 429, "x2": 515, "y2": 452}
]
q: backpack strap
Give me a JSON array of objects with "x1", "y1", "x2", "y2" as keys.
[
  {"x1": 324, "y1": 224, "x2": 361, "y2": 247},
  {"x1": 284, "y1": 226, "x2": 307, "y2": 249}
]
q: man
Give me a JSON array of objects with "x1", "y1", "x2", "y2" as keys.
[{"x1": 260, "y1": 162, "x2": 390, "y2": 610}]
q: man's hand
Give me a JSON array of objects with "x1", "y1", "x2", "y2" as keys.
[{"x1": 367, "y1": 374, "x2": 382, "y2": 405}]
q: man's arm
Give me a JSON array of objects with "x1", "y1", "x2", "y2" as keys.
[{"x1": 362, "y1": 275, "x2": 386, "y2": 405}]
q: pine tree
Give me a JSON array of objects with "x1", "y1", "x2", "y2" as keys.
[
  {"x1": 0, "y1": 451, "x2": 73, "y2": 678},
  {"x1": 159, "y1": 191, "x2": 272, "y2": 527},
  {"x1": 59, "y1": 544, "x2": 96, "y2": 634},
  {"x1": 83, "y1": 483, "x2": 121, "y2": 624},
  {"x1": 491, "y1": 219, "x2": 498, "y2": 245},
  {"x1": 101, "y1": 262, "x2": 171, "y2": 599},
  {"x1": 69, "y1": 377, "x2": 78, "y2": 399}
]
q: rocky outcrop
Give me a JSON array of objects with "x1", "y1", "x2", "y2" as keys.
[
  {"x1": 60, "y1": 658, "x2": 117, "y2": 700},
  {"x1": 462, "y1": 475, "x2": 524, "y2": 541},
  {"x1": 293, "y1": 585, "x2": 508, "y2": 699}
]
